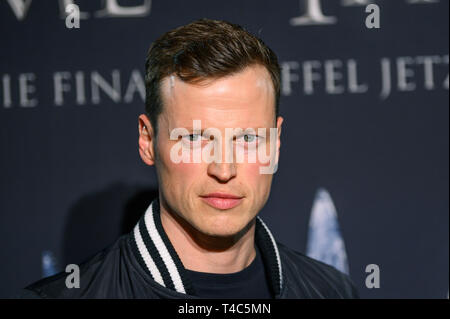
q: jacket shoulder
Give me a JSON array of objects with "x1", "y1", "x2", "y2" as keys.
[
  {"x1": 277, "y1": 242, "x2": 359, "y2": 298},
  {"x1": 20, "y1": 236, "x2": 128, "y2": 299},
  {"x1": 15, "y1": 288, "x2": 44, "y2": 299}
]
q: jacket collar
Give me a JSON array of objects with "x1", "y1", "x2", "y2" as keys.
[{"x1": 129, "y1": 197, "x2": 283, "y2": 297}]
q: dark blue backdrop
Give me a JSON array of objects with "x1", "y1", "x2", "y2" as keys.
[{"x1": 0, "y1": 0, "x2": 448, "y2": 298}]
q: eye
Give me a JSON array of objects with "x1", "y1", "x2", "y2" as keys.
[
  {"x1": 182, "y1": 133, "x2": 206, "y2": 143},
  {"x1": 244, "y1": 134, "x2": 255, "y2": 143},
  {"x1": 187, "y1": 134, "x2": 200, "y2": 142},
  {"x1": 237, "y1": 134, "x2": 259, "y2": 144}
]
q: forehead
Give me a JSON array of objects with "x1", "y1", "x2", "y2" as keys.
[{"x1": 159, "y1": 65, "x2": 276, "y2": 129}]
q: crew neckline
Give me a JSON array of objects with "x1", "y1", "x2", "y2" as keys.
[
  {"x1": 185, "y1": 245, "x2": 263, "y2": 286},
  {"x1": 129, "y1": 197, "x2": 284, "y2": 296}
]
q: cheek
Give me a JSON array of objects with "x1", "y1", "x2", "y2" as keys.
[
  {"x1": 172, "y1": 163, "x2": 205, "y2": 185},
  {"x1": 240, "y1": 163, "x2": 273, "y2": 199},
  {"x1": 157, "y1": 143, "x2": 202, "y2": 189},
  {"x1": 162, "y1": 154, "x2": 203, "y2": 184}
]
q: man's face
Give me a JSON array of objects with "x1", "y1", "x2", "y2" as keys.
[{"x1": 139, "y1": 64, "x2": 283, "y2": 237}]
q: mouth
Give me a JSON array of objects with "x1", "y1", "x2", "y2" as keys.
[{"x1": 199, "y1": 192, "x2": 244, "y2": 210}]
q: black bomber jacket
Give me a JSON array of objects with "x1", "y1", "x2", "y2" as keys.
[{"x1": 19, "y1": 198, "x2": 359, "y2": 299}]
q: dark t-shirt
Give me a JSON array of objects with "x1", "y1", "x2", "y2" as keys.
[{"x1": 185, "y1": 245, "x2": 273, "y2": 299}]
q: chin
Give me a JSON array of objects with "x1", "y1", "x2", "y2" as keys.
[
  {"x1": 201, "y1": 227, "x2": 240, "y2": 238},
  {"x1": 195, "y1": 215, "x2": 252, "y2": 238}
]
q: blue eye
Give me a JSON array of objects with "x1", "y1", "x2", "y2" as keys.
[
  {"x1": 244, "y1": 134, "x2": 255, "y2": 142},
  {"x1": 182, "y1": 133, "x2": 204, "y2": 143},
  {"x1": 188, "y1": 134, "x2": 200, "y2": 141},
  {"x1": 237, "y1": 134, "x2": 258, "y2": 144}
]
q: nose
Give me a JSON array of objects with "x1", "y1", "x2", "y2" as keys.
[
  {"x1": 207, "y1": 161, "x2": 237, "y2": 182},
  {"x1": 205, "y1": 131, "x2": 238, "y2": 182}
]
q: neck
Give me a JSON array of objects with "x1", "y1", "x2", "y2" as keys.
[{"x1": 159, "y1": 196, "x2": 256, "y2": 274}]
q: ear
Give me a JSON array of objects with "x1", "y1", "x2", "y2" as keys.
[
  {"x1": 138, "y1": 114, "x2": 156, "y2": 166},
  {"x1": 275, "y1": 116, "x2": 283, "y2": 166}
]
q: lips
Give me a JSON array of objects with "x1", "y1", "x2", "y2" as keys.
[{"x1": 200, "y1": 192, "x2": 244, "y2": 210}]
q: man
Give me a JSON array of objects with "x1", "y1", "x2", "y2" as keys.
[{"x1": 19, "y1": 19, "x2": 358, "y2": 299}]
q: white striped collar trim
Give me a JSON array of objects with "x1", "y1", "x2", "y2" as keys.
[{"x1": 130, "y1": 198, "x2": 284, "y2": 296}]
